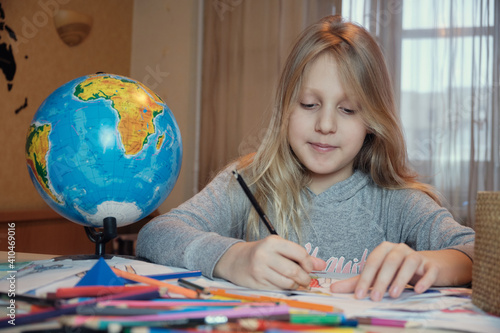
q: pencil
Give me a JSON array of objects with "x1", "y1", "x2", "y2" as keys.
[
  {"x1": 98, "y1": 299, "x2": 274, "y2": 308},
  {"x1": 354, "y1": 317, "x2": 422, "y2": 328},
  {"x1": 232, "y1": 169, "x2": 278, "y2": 235},
  {"x1": 0, "y1": 291, "x2": 60, "y2": 307},
  {"x1": 53, "y1": 285, "x2": 155, "y2": 299},
  {"x1": 177, "y1": 278, "x2": 209, "y2": 294},
  {"x1": 111, "y1": 267, "x2": 198, "y2": 299},
  {"x1": 76, "y1": 305, "x2": 168, "y2": 316},
  {"x1": 238, "y1": 318, "x2": 346, "y2": 331},
  {"x1": 207, "y1": 288, "x2": 342, "y2": 313}
]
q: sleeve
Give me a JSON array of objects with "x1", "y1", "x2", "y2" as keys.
[
  {"x1": 135, "y1": 166, "x2": 250, "y2": 278},
  {"x1": 385, "y1": 190, "x2": 475, "y2": 261}
]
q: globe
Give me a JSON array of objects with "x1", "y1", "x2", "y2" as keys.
[{"x1": 25, "y1": 73, "x2": 182, "y2": 228}]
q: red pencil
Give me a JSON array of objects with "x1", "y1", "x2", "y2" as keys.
[{"x1": 52, "y1": 285, "x2": 155, "y2": 299}]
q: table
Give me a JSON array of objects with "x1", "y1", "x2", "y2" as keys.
[{"x1": 0, "y1": 252, "x2": 497, "y2": 333}]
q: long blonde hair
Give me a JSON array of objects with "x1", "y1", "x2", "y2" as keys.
[{"x1": 237, "y1": 15, "x2": 439, "y2": 240}]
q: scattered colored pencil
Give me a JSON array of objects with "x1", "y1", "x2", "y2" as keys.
[
  {"x1": 111, "y1": 267, "x2": 198, "y2": 299},
  {"x1": 99, "y1": 299, "x2": 276, "y2": 308},
  {"x1": 208, "y1": 288, "x2": 342, "y2": 313},
  {"x1": 66, "y1": 305, "x2": 291, "y2": 330},
  {"x1": 0, "y1": 286, "x2": 163, "y2": 329},
  {"x1": 52, "y1": 285, "x2": 156, "y2": 299},
  {"x1": 355, "y1": 316, "x2": 421, "y2": 328}
]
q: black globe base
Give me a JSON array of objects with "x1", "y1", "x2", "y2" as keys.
[
  {"x1": 85, "y1": 216, "x2": 117, "y2": 257},
  {"x1": 55, "y1": 217, "x2": 134, "y2": 261}
]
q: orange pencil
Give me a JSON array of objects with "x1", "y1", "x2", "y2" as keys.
[
  {"x1": 111, "y1": 267, "x2": 198, "y2": 299},
  {"x1": 208, "y1": 288, "x2": 341, "y2": 313}
]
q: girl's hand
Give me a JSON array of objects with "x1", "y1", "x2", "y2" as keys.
[
  {"x1": 214, "y1": 235, "x2": 326, "y2": 290},
  {"x1": 329, "y1": 242, "x2": 472, "y2": 301}
]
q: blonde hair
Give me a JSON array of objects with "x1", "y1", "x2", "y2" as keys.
[{"x1": 236, "y1": 15, "x2": 439, "y2": 240}]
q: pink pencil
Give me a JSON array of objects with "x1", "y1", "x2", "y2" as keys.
[{"x1": 356, "y1": 317, "x2": 421, "y2": 328}]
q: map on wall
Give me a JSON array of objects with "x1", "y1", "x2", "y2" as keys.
[{"x1": 0, "y1": 2, "x2": 28, "y2": 114}]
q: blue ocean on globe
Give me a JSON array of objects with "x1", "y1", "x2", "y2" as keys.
[{"x1": 25, "y1": 73, "x2": 182, "y2": 227}]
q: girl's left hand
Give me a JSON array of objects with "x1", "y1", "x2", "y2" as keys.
[{"x1": 329, "y1": 241, "x2": 439, "y2": 301}]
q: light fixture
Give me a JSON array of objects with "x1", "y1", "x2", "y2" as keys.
[{"x1": 53, "y1": 9, "x2": 93, "y2": 47}]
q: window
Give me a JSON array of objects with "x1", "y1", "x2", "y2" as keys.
[{"x1": 342, "y1": 0, "x2": 497, "y2": 223}]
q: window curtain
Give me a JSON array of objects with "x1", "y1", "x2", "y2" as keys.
[
  {"x1": 343, "y1": 0, "x2": 499, "y2": 226},
  {"x1": 197, "y1": 0, "x2": 340, "y2": 190}
]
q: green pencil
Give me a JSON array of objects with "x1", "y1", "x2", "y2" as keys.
[{"x1": 290, "y1": 313, "x2": 347, "y2": 325}]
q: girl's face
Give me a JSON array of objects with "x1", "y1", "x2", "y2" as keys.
[{"x1": 288, "y1": 53, "x2": 368, "y2": 194}]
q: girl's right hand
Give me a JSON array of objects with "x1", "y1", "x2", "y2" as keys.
[{"x1": 213, "y1": 235, "x2": 326, "y2": 290}]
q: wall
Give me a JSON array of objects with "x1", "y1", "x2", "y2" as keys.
[{"x1": 130, "y1": 0, "x2": 201, "y2": 214}]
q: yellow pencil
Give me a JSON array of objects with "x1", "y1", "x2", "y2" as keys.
[{"x1": 111, "y1": 267, "x2": 198, "y2": 299}]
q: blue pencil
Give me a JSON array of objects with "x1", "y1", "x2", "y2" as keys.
[{"x1": 124, "y1": 270, "x2": 202, "y2": 284}]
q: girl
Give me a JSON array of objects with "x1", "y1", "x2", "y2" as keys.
[{"x1": 136, "y1": 15, "x2": 474, "y2": 302}]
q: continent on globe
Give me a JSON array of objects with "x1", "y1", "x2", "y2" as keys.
[
  {"x1": 74, "y1": 76, "x2": 164, "y2": 155},
  {"x1": 25, "y1": 123, "x2": 62, "y2": 204}
]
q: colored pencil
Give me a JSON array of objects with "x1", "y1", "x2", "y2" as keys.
[
  {"x1": 144, "y1": 270, "x2": 202, "y2": 280},
  {"x1": 264, "y1": 329, "x2": 356, "y2": 333},
  {"x1": 0, "y1": 291, "x2": 60, "y2": 307},
  {"x1": 290, "y1": 313, "x2": 346, "y2": 325},
  {"x1": 52, "y1": 285, "x2": 156, "y2": 299},
  {"x1": 128, "y1": 328, "x2": 197, "y2": 333},
  {"x1": 111, "y1": 267, "x2": 198, "y2": 299},
  {"x1": 76, "y1": 305, "x2": 168, "y2": 316},
  {"x1": 208, "y1": 288, "x2": 342, "y2": 313},
  {"x1": 177, "y1": 278, "x2": 209, "y2": 294},
  {"x1": 99, "y1": 299, "x2": 276, "y2": 308},
  {"x1": 232, "y1": 170, "x2": 278, "y2": 235},
  {"x1": 238, "y1": 318, "x2": 349, "y2": 331},
  {"x1": 0, "y1": 286, "x2": 163, "y2": 328},
  {"x1": 355, "y1": 317, "x2": 422, "y2": 328}
]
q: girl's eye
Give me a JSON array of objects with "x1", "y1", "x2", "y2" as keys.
[
  {"x1": 300, "y1": 103, "x2": 317, "y2": 110},
  {"x1": 339, "y1": 107, "x2": 356, "y2": 114}
]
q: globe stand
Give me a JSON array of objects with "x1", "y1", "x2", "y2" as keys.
[
  {"x1": 54, "y1": 217, "x2": 120, "y2": 261},
  {"x1": 85, "y1": 216, "x2": 117, "y2": 257}
]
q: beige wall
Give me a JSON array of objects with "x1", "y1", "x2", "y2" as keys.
[
  {"x1": 130, "y1": 0, "x2": 201, "y2": 214},
  {"x1": 0, "y1": 0, "x2": 133, "y2": 212}
]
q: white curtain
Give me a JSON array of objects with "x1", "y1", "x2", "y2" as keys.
[{"x1": 343, "y1": 0, "x2": 499, "y2": 226}]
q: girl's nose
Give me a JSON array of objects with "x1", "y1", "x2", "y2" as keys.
[{"x1": 315, "y1": 107, "x2": 337, "y2": 134}]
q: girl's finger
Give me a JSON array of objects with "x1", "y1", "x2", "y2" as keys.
[
  {"x1": 413, "y1": 262, "x2": 439, "y2": 294},
  {"x1": 388, "y1": 252, "x2": 424, "y2": 298},
  {"x1": 369, "y1": 244, "x2": 416, "y2": 301},
  {"x1": 354, "y1": 242, "x2": 394, "y2": 299},
  {"x1": 330, "y1": 275, "x2": 360, "y2": 293}
]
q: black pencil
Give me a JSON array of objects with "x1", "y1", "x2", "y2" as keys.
[
  {"x1": 178, "y1": 278, "x2": 209, "y2": 294},
  {"x1": 232, "y1": 170, "x2": 278, "y2": 236}
]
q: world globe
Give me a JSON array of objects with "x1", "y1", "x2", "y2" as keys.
[{"x1": 25, "y1": 73, "x2": 182, "y2": 229}]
